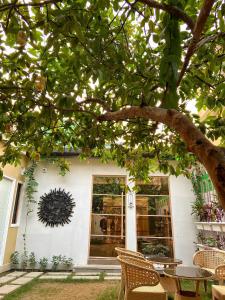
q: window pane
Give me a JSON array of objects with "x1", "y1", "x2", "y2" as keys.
[
  {"x1": 137, "y1": 238, "x2": 174, "y2": 257},
  {"x1": 137, "y1": 216, "x2": 172, "y2": 237},
  {"x1": 93, "y1": 176, "x2": 125, "y2": 195},
  {"x1": 136, "y1": 177, "x2": 169, "y2": 195},
  {"x1": 92, "y1": 195, "x2": 125, "y2": 214},
  {"x1": 90, "y1": 236, "x2": 125, "y2": 257},
  {"x1": 136, "y1": 196, "x2": 170, "y2": 215},
  {"x1": 12, "y1": 183, "x2": 22, "y2": 224},
  {"x1": 91, "y1": 215, "x2": 125, "y2": 236}
]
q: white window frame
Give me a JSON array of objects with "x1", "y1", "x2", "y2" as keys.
[
  {"x1": 10, "y1": 181, "x2": 24, "y2": 228},
  {"x1": 0, "y1": 176, "x2": 16, "y2": 266}
]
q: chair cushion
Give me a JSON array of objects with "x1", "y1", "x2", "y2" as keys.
[
  {"x1": 212, "y1": 285, "x2": 225, "y2": 295},
  {"x1": 133, "y1": 283, "x2": 166, "y2": 294},
  {"x1": 203, "y1": 268, "x2": 215, "y2": 275}
]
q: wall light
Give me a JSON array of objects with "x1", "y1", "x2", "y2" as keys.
[{"x1": 127, "y1": 191, "x2": 134, "y2": 208}]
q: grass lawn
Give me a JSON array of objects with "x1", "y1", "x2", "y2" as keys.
[{"x1": 2, "y1": 278, "x2": 213, "y2": 300}]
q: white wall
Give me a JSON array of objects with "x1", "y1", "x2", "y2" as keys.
[
  {"x1": 170, "y1": 176, "x2": 197, "y2": 265},
  {"x1": 16, "y1": 158, "x2": 197, "y2": 266}
]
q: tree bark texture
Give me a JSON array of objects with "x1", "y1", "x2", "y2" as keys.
[{"x1": 99, "y1": 106, "x2": 225, "y2": 209}]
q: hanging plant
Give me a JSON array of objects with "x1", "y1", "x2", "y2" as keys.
[{"x1": 38, "y1": 188, "x2": 75, "y2": 227}]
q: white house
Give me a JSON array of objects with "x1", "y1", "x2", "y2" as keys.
[{"x1": 14, "y1": 157, "x2": 197, "y2": 267}]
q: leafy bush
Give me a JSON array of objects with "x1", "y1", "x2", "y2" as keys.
[
  {"x1": 29, "y1": 252, "x2": 36, "y2": 270},
  {"x1": 62, "y1": 256, "x2": 73, "y2": 270},
  {"x1": 39, "y1": 257, "x2": 48, "y2": 271},
  {"x1": 142, "y1": 243, "x2": 170, "y2": 257},
  {"x1": 51, "y1": 255, "x2": 62, "y2": 271},
  {"x1": 21, "y1": 251, "x2": 28, "y2": 269},
  {"x1": 10, "y1": 251, "x2": 19, "y2": 269}
]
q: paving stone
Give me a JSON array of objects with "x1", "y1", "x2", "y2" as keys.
[
  {"x1": 0, "y1": 284, "x2": 21, "y2": 295},
  {"x1": 11, "y1": 277, "x2": 33, "y2": 285},
  {"x1": 106, "y1": 272, "x2": 121, "y2": 276},
  {"x1": 7, "y1": 271, "x2": 27, "y2": 277},
  {"x1": 0, "y1": 276, "x2": 13, "y2": 284},
  {"x1": 72, "y1": 275, "x2": 99, "y2": 280},
  {"x1": 24, "y1": 272, "x2": 43, "y2": 278},
  {"x1": 39, "y1": 275, "x2": 68, "y2": 280},
  {"x1": 45, "y1": 272, "x2": 71, "y2": 276},
  {"x1": 104, "y1": 276, "x2": 121, "y2": 280},
  {"x1": 75, "y1": 272, "x2": 100, "y2": 276}
]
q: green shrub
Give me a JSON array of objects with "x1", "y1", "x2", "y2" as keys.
[
  {"x1": 39, "y1": 257, "x2": 48, "y2": 271},
  {"x1": 29, "y1": 252, "x2": 36, "y2": 270},
  {"x1": 10, "y1": 251, "x2": 19, "y2": 269},
  {"x1": 51, "y1": 255, "x2": 62, "y2": 271}
]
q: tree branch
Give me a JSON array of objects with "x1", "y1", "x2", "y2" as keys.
[
  {"x1": 177, "y1": 0, "x2": 216, "y2": 86},
  {"x1": 136, "y1": 0, "x2": 195, "y2": 32},
  {"x1": 0, "y1": 0, "x2": 62, "y2": 12},
  {"x1": 98, "y1": 106, "x2": 225, "y2": 208}
]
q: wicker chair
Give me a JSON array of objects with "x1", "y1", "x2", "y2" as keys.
[
  {"x1": 193, "y1": 249, "x2": 225, "y2": 292},
  {"x1": 212, "y1": 265, "x2": 225, "y2": 300},
  {"x1": 117, "y1": 255, "x2": 167, "y2": 300},
  {"x1": 115, "y1": 248, "x2": 147, "y2": 300},
  {"x1": 193, "y1": 250, "x2": 225, "y2": 277}
]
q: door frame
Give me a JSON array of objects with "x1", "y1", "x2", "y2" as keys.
[
  {"x1": 0, "y1": 176, "x2": 16, "y2": 265},
  {"x1": 89, "y1": 175, "x2": 127, "y2": 258}
]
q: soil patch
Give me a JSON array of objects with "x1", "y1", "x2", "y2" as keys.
[{"x1": 15, "y1": 281, "x2": 118, "y2": 300}]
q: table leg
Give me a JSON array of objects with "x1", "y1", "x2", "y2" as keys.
[
  {"x1": 175, "y1": 278, "x2": 182, "y2": 294},
  {"x1": 195, "y1": 280, "x2": 200, "y2": 296}
]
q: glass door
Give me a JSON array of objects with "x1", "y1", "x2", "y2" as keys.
[
  {"x1": 90, "y1": 176, "x2": 126, "y2": 257},
  {"x1": 136, "y1": 177, "x2": 174, "y2": 257}
]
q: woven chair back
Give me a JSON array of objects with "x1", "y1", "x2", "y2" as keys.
[
  {"x1": 115, "y1": 247, "x2": 144, "y2": 259},
  {"x1": 117, "y1": 255, "x2": 159, "y2": 292},
  {"x1": 215, "y1": 265, "x2": 225, "y2": 280},
  {"x1": 194, "y1": 250, "x2": 225, "y2": 269}
]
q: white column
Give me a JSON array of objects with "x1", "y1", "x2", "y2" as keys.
[
  {"x1": 125, "y1": 179, "x2": 137, "y2": 251},
  {"x1": 169, "y1": 175, "x2": 197, "y2": 265}
]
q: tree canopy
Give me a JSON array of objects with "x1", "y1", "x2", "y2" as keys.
[{"x1": 0, "y1": 0, "x2": 225, "y2": 206}]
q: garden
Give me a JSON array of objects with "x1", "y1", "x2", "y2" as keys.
[{"x1": 0, "y1": 0, "x2": 225, "y2": 299}]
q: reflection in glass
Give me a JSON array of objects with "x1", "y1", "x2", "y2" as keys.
[
  {"x1": 91, "y1": 215, "x2": 125, "y2": 236},
  {"x1": 93, "y1": 176, "x2": 125, "y2": 195},
  {"x1": 137, "y1": 216, "x2": 172, "y2": 237},
  {"x1": 136, "y1": 177, "x2": 169, "y2": 195},
  {"x1": 90, "y1": 236, "x2": 125, "y2": 257},
  {"x1": 92, "y1": 195, "x2": 125, "y2": 214},
  {"x1": 138, "y1": 238, "x2": 173, "y2": 257},
  {"x1": 136, "y1": 196, "x2": 170, "y2": 215}
]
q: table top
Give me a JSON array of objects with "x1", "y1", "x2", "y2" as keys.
[
  {"x1": 145, "y1": 256, "x2": 182, "y2": 265},
  {"x1": 164, "y1": 266, "x2": 213, "y2": 280}
]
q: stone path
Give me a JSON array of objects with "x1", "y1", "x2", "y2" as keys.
[
  {"x1": 0, "y1": 270, "x2": 121, "y2": 297},
  {"x1": 0, "y1": 271, "x2": 43, "y2": 297}
]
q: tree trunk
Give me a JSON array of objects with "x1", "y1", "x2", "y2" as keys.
[{"x1": 99, "y1": 106, "x2": 225, "y2": 209}]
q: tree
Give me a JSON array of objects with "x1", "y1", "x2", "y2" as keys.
[{"x1": 0, "y1": 0, "x2": 225, "y2": 207}]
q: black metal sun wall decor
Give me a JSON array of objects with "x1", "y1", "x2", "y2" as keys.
[{"x1": 38, "y1": 188, "x2": 75, "y2": 227}]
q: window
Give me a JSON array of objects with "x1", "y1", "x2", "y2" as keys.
[
  {"x1": 11, "y1": 183, "x2": 23, "y2": 225},
  {"x1": 136, "y1": 177, "x2": 173, "y2": 257}
]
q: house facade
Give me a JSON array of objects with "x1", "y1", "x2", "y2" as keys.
[
  {"x1": 0, "y1": 142, "x2": 27, "y2": 272},
  {"x1": 14, "y1": 157, "x2": 197, "y2": 267}
]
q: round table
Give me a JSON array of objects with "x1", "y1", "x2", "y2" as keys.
[
  {"x1": 163, "y1": 266, "x2": 213, "y2": 300},
  {"x1": 145, "y1": 256, "x2": 182, "y2": 268}
]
